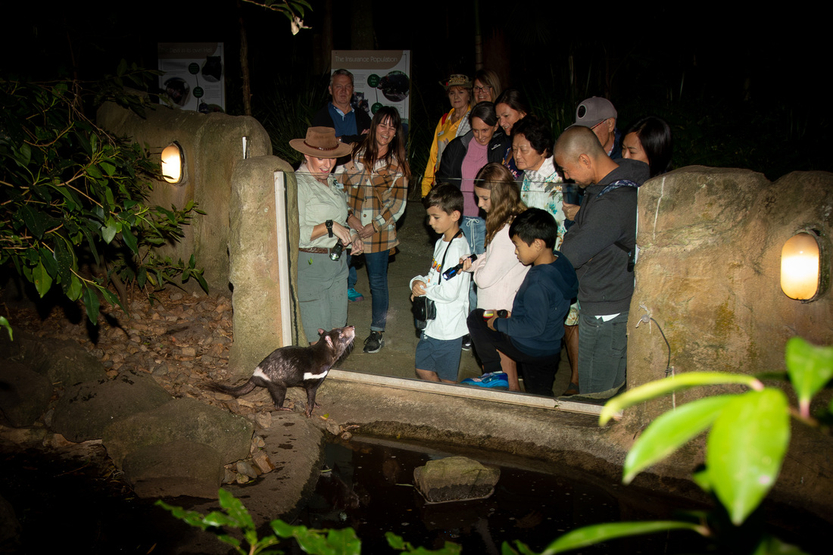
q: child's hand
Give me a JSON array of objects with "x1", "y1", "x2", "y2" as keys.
[
  {"x1": 487, "y1": 315, "x2": 499, "y2": 331},
  {"x1": 460, "y1": 256, "x2": 473, "y2": 272},
  {"x1": 411, "y1": 280, "x2": 427, "y2": 297}
]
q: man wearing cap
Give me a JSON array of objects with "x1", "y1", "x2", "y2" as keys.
[
  {"x1": 312, "y1": 69, "x2": 371, "y2": 151},
  {"x1": 556, "y1": 126, "x2": 649, "y2": 397},
  {"x1": 574, "y1": 96, "x2": 622, "y2": 160},
  {"x1": 561, "y1": 96, "x2": 622, "y2": 223}
]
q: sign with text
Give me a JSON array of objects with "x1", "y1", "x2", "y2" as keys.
[
  {"x1": 158, "y1": 43, "x2": 225, "y2": 113},
  {"x1": 332, "y1": 50, "x2": 411, "y2": 127}
]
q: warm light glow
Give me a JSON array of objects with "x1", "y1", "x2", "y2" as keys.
[
  {"x1": 781, "y1": 233, "x2": 820, "y2": 300},
  {"x1": 161, "y1": 143, "x2": 183, "y2": 184}
]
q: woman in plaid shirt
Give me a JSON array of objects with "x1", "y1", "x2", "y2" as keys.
[{"x1": 341, "y1": 107, "x2": 411, "y2": 353}]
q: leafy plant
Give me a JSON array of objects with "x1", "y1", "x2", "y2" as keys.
[
  {"x1": 157, "y1": 488, "x2": 461, "y2": 555},
  {"x1": 0, "y1": 66, "x2": 207, "y2": 324},
  {"x1": 513, "y1": 336, "x2": 832, "y2": 554}
]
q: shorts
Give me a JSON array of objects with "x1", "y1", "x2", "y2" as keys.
[{"x1": 415, "y1": 334, "x2": 462, "y2": 382}]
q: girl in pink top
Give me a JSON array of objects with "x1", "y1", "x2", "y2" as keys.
[{"x1": 462, "y1": 163, "x2": 529, "y2": 390}]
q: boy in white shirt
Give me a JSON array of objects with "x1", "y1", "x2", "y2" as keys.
[{"x1": 409, "y1": 185, "x2": 472, "y2": 383}]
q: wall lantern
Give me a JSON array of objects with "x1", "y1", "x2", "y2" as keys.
[
  {"x1": 781, "y1": 230, "x2": 822, "y2": 301},
  {"x1": 161, "y1": 142, "x2": 184, "y2": 184}
]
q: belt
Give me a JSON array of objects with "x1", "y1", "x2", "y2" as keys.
[{"x1": 299, "y1": 247, "x2": 335, "y2": 255}]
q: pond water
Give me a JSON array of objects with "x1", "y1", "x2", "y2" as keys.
[
  {"x1": 296, "y1": 437, "x2": 826, "y2": 554},
  {"x1": 296, "y1": 437, "x2": 707, "y2": 554},
  {"x1": 1, "y1": 436, "x2": 826, "y2": 554}
]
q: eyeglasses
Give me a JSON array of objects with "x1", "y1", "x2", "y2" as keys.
[
  {"x1": 473, "y1": 85, "x2": 491, "y2": 92},
  {"x1": 591, "y1": 119, "x2": 609, "y2": 130}
]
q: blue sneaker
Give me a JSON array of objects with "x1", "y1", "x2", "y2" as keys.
[
  {"x1": 461, "y1": 372, "x2": 508, "y2": 389},
  {"x1": 348, "y1": 288, "x2": 364, "y2": 302}
]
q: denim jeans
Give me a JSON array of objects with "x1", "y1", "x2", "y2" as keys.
[
  {"x1": 577, "y1": 311, "x2": 628, "y2": 395},
  {"x1": 347, "y1": 253, "x2": 358, "y2": 290},
  {"x1": 460, "y1": 216, "x2": 486, "y2": 312},
  {"x1": 363, "y1": 250, "x2": 390, "y2": 332}
]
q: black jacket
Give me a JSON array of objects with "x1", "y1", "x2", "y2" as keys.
[
  {"x1": 435, "y1": 129, "x2": 511, "y2": 188},
  {"x1": 560, "y1": 158, "x2": 650, "y2": 316}
]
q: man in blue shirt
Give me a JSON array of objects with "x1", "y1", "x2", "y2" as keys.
[{"x1": 312, "y1": 69, "x2": 371, "y2": 148}]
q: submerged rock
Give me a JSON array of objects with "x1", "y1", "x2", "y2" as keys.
[{"x1": 413, "y1": 456, "x2": 499, "y2": 503}]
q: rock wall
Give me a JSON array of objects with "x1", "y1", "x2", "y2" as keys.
[
  {"x1": 627, "y1": 167, "x2": 833, "y2": 424},
  {"x1": 96, "y1": 102, "x2": 272, "y2": 294},
  {"x1": 228, "y1": 156, "x2": 305, "y2": 378},
  {"x1": 624, "y1": 167, "x2": 833, "y2": 515}
]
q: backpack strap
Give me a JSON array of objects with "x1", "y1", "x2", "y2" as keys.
[{"x1": 597, "y1": 179, "x2": 639, "y2": 272}]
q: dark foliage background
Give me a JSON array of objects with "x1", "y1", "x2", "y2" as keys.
[{"x1": 2, "y1": 1, "x2": 827, "y2": 183}]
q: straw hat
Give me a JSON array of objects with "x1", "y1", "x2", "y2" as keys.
[
  {"x1": 440, "y1": 74, "x2": 472, "y2": 90},
  {"x1": 289, "y1": 127, "x2": 352, "y2": 158}
]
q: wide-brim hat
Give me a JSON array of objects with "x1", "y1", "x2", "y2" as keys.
[
  {"x1": 289, "y1": 126, "x2": 353, "y2": 158},
  {"x1": 574, "y1": 96, "x2": 618, "y2": 128},
  {"x1": 440, "y1": 74, "x2": 472, "y2": 90}
]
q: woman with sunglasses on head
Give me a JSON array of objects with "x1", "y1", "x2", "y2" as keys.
[{"x1": 340, "y1": 107, "x2": 410, "y2": 354}]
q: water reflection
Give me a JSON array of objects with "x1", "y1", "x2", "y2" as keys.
[{"x1": 297, "y1": 438, "x2": 712, "y2": 554}]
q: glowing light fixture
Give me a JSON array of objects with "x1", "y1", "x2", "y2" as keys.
[
  {"x1": 781, "y1": 232, "x2": 821, "y2": 301},
  {"x1": 161, "y1": 142, "x2": 184, "y2": 184}
]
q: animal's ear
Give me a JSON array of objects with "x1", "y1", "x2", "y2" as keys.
[
  {"x1": 325, "y1": 335, "x2": 334, "y2": 347},
  {"x1": 318, "y1": 328, "x2": 326, "y2": 336}
]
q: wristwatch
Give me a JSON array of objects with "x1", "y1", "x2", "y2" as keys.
[{"x1": 325, "y1": 220, "x2": 334, "y2": 238}]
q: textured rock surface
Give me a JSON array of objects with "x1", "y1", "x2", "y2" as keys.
[
  {"x1": 414, "y1": 456, "x2": 500, "y2": 503},
  {"x1": 122, "y1": 440, "x2": 224, "y2": 499},
  {"x1": 52, "y1": 369, "x2": 173, "y2": 442},
  {"x1": 0, "y1": 360, "x2": 52, "y2": 428},
  {"x1": 103, "y1": 397, "x2": 253, "y2": 468}
]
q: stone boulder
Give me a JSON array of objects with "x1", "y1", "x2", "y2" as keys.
[
  {"x1": 122, "y1": 440, "x2": 224, "y2": 499},
  {"x1": 0, "y1": 332, "x2": 105, "y2": 386},
  {"x1": 103, "y1": 397, "x2": 253, "y2": 470},
  {"x1": 413, "y1": 456, "x2": 500, "y2": 503},
  {"x1": 0, "y1": 360, "x2": 52, "y2": 427},
  {"x1": 51, "y1": 369, "x2": 173, "y2": 443}
]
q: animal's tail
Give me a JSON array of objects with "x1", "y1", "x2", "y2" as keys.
[{"x1": 206, "y1": 379, "x2": 257, "y2": 398}]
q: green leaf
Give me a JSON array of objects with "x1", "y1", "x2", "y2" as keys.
[
  {"x1": 706, "y1": 389, "x2": 790, "y2": 525},
  {"x1": 325, "y1": 528, "x2": 361, "y2": 555},
  {"x1": 541, "y1": 520, "x2": 707, "y2": 554},
  {"x1": 67, "y1": 275, "x2": 83, "y2": 301},
  {"x1": 19, "y1": 204, "x2": 50, "y2": 240},
  {"x1": 0, "y1": 316, "x2": 13, "y2": 341},
  {"x1": 623, "y1": 395, "x2": 734, "y2": 484},
  {"x1": 33, "y1": 261, "x2": 52, "y2": 297},
  {"x1": 102, "y1": 218, "x2": 119, "y2": 244},
  {"x1": 218, "y1": 488, "x2": 255, "y2": 530},
  {"x1": 785, "y1": 336, "x2": 833, "y2": 417},
  {"x1": 54, "y1": 240, "x2": 74, "y2": 286},
  {"x1": 83, "y1": 284, "x2": 100, "y2": 324},
  {"x1": 270, "y1": 519, "x2": 297, "y2": 538},
  {"x1": 751, "y1": 534, "x2": 810, "y2": 555},
  {"x1": 39, "y1": 247, "x2": 58, "y2": 278},
  {"x1": 120, "y1": 225, "x2": 138, "y2": 254},
  {"x1": 599, "y1": 372, "x2": 764, "y2": 425}
]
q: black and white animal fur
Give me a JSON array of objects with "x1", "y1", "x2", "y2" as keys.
[{"x1": 208, "y1": 326, "x2": 355, "y2": 417}]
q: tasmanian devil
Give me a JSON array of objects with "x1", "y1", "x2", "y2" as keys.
[{"x1": 208, "y1": 326, "x2": 355, "y2": 417}]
